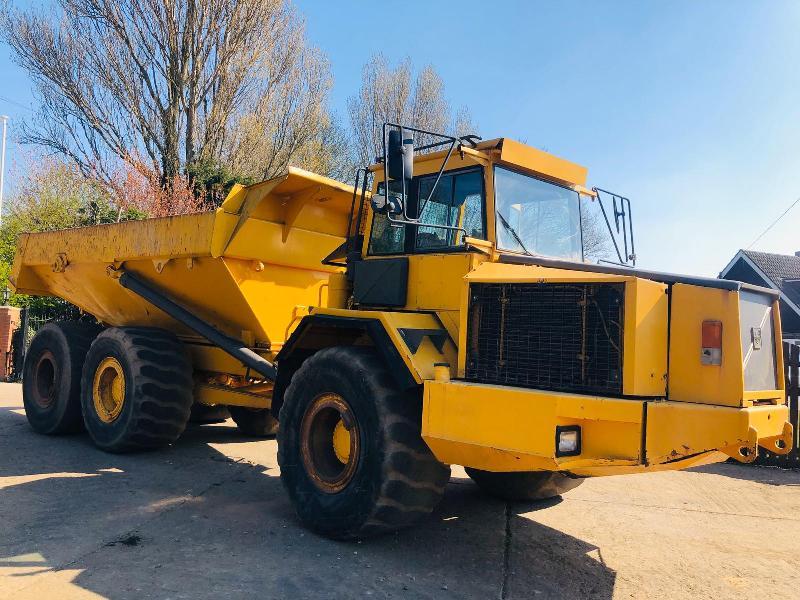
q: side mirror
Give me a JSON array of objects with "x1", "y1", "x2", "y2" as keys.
[
  {"x1": 387, "y1": 129, "x2": 414, "y2": 183},
  {"x1": 370, "y1": 193, "x2": 403, "y2": 216}
]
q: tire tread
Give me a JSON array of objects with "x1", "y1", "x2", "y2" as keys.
[
  {"x1": 22, "y1": 321, "x2": 101, "y2": 434},
  {"x1": 278, "y1": 346, "x2": 449, "y2": 539},
  {"x1": 81, "y1": 327, "x2": 192, "y2": 452}
]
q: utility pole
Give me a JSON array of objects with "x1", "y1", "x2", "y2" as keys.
[{"x1": 0, "y1": 115, "x2": 8, "y2": 228}]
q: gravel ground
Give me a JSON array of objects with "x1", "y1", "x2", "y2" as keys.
[{"x1": 1, "y1": 382, "x2": 799, "y2": 599}]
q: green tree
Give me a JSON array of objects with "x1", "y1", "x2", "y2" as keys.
[
  {"x1": 185, "y1": 159, "x2": 255, "y2": 207},
  {"x1": 0, "y1": 159, "x2": 144, "y2": 309}
]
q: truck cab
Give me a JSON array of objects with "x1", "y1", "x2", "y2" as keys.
[{"x1": 283, "y1": 125, "x2": 792, "y2": 482}]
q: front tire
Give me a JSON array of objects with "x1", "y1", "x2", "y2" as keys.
[
  {"x1": 465, "y1": 468, "x2": 583, "y2": 501},
  {"x1": 277, "y1": 347, "x2": 449, "y2": 539},
  {"x1": 80, "y1": 327, "x2": 193, "y2": 452},
  {"x1": 22, "y1": 322, "x2": 100, "y2": 434}
]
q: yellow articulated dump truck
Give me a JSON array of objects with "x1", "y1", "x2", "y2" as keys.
[{"x1": 11, "y1": 123, "x2": 793, "y2": 539}]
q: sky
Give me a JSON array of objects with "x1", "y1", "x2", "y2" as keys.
[{"x1": 2, "y1": 1, "x2": 800, "y2": 276}]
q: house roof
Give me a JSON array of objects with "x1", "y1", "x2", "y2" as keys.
[
  {"x1": 720, "y1": 250, "x2": 800, "y2": 336},
  {"x1": 741, "y1": 250, "x2": 800, "y2": 306}
]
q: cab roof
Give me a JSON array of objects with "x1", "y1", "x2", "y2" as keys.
[
  {"x1": 476, "y1": 138, "x2": 588, "y2": 187},
  {"x1": 370, "y1": 136, "x2": 588, "y2": 188}
]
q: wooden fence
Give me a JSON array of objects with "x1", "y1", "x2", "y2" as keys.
[{"x1": 757, "y1": 342, "x2": 800, "y2": 466}]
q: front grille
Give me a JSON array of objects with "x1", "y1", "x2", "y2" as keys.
[{"x1": 466, "y1": 282, "x2": 624, "y2": 395}]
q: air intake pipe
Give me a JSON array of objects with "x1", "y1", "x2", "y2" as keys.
[{"x1": 117, "y1": 270, "x2": 277, "y2": 380}]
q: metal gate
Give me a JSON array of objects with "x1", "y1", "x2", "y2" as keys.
[
  {"x1": 8, "y1": 302, "x2": 85, "y2": 381},
  {"x1": 757, "y1": 342, "x2": 800, "y2": 466}
]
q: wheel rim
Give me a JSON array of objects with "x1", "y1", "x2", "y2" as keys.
[
  {"x1": 32, "y1": 351, "x2": 58, "y2": 409},
  {"x1": 300, "y1": 393, "x2": 359, "y2": 493},
  {"x1": 92, "y1": 357, "x2": 126, "y2": 423},
  {"x1": 332, "y1": 419, "x2": 351, "y2": 463}
]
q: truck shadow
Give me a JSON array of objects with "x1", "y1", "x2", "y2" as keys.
[
  {"x1": 689, "y1": 462, "x2": 800, "y2": 486},
  {"x1": 0, "y1": 409, "x2": 616, "y2": 599}
]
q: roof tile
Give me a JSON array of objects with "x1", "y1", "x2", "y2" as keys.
[{"x1": 741, "y1": 250, "x2": 800, "y2": 301}]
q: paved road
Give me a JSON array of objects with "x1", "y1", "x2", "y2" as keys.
[{"x1": 1, "y1": 382, "x2": 799, "y2": 599}]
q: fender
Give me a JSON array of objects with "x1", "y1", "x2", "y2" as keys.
[{"x1": 272, "y1": 309, "x2": 457, "y2": 417}]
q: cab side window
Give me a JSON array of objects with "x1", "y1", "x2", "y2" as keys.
[
  {"x1": 415, "y1": 169, "x2": 484, "y2": 250},
  {"x1": 416, "y1": 176, "x2": 455, "y2": 249},
  {"x1": 367, "y1": 168, "x2": 485, "y2": 255},
  {"x1": 368, "y1": 212, "x2": 405, "y2": 255},
  {"x1": 455, "y1": 170, "x2": 484, "y2": 243}
]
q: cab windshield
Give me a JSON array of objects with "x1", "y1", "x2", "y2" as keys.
[{"x1": 494, "y1": 166, "x2": 582, "y2": 261}]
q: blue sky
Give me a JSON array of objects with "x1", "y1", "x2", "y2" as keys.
[{"x1": 2, "y1": 1, "x2": 800, "y2": 276}]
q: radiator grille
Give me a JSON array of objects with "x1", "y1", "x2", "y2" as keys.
[{"x1": 466, "y1": 282, "x2": 624, "y2": 395}]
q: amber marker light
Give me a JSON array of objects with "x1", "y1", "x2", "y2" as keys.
[{"x1": 701, "y1": 320, "x2": 722, "y2": 366}]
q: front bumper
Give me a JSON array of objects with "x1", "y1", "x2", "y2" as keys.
[{"x1": 421, "y1": 380, "x2": 792, "y2": 476}]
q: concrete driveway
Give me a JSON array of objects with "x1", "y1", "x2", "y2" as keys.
[{"x1": 1, "y1": 382, "x2": 799, "y2": 599}]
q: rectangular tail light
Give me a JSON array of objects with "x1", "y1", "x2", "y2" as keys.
[{"x1": 701, "y1": 320, "x2": 722, "y2": 366}]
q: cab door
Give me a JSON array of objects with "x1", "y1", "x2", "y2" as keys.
[{"x1": 354, "y1": 167, "x2": 486, "y2": 312}]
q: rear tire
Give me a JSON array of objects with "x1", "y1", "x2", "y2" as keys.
[
  {"x1": 465, "y1": 468, "x2": 583, "y2": 501},
  {"x1": 278, "y1": 347, "x2": 450, "y2": 539},
  {"x1": 189, "y1": 403, "x2": 230, "y2": 424},
  {"x1": 80, "y1": 327, "x2": 193, "y2": 452},
  {"x1": 22, "y1": 322, "x2": 100, "y2": 434},
  {"x1": 229, "y1": 406, "x2": 278, "y2": 436}
]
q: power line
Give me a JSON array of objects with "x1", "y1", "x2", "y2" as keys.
[
  {"x1": 747, "y1": 195, "x2": 800, "y2": 249},
  {"x1": 0, "y1": 94, "x2": 34, "y2": 112}
]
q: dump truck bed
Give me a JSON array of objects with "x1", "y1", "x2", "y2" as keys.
[{"x1": 10, "y1": 167, "x2": 356, "y2": 354}]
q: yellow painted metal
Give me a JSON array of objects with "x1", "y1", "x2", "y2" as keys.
[
  {"x1": 645, "y1": 401, "x2": 789, "y2": 464},
  {"x1": 213, "y1": 166, "x2": 356, "y2": 253},
  {"x1": 193, "y1": 383, "x2": 271, "y2": 409},
  {"x1": 14, "y1": 212, "x2": 215, "y2": 271},
  {"x1": 332, "y1": 419, "x2": 351, "y2": 464},
  {"x1": 326, "y1": 272, "x2": 350, "y2": 310},
  {"x1": 436, "y1": 310, "x2": 461, "y2": 347},
  {"x1": 92, "y1": 357, "x2": 126, "y2": 423},
  {"x1": 404, "y1": 253, "x2": 479, "y2": 311},
  {"x1": 309, "y1": 307, "x2": 458, "y2": 382},
  {"x1": 569, "y1": 451, "x2": 729, "y2": 477},
  {"x1": 758, "y1": 421, "x2": 794, "y2": 456},
  {"x1": 463, "y1": 261, "x2": 637, "y2": 285},
  {"x1": 422, "y1": 380, "x2": 643, "y2": 472},
  {"x1": 668, "y1": 283, "x2": 783, "y2": 407},
  {"x1": 365, "y1": 137, "x2": 588, "y2": 187},
  {"x1": 11, "y1": 168, "x2": 354, "y2": 353},
  {"x1": 669, "y1": 284, "x2": 742, "y2": 406},
  {"x1": 623, "y1": 278, "x2": 668, "y2": 396},
  {"x1": 422, "y1": 379, "x2": 790, "y2": 475},
  {"x1": 353, "y1": 249, "x2": 483, "y2": 350},
  {"x1": 186, "y1": 343, "x2": 251, "y2": 377},
  {"x1": 496, "y1": 138, "x2": 588, "y2": 186}
]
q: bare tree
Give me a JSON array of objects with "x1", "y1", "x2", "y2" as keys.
[
  {"x1": 1, "y1": 0, "x2": 336, "y2": 187},
  {"x1": 347, "y1": 54, "x2": 477, "y2": 168},
  {"x1": 219, "y1": 47, "x2": 347, "y2": 181},
  {"x1": 581, "y1": 199, "x2": 614, "y2": 262}
]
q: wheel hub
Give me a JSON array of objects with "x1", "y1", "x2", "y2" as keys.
[
  {"x1": 32, "y1": 351, "x2": 58, "y2": 409},
  {"x1": 332, "y1": 419, "x2": 351, "y2": 463},
  {"x1": 92, "y1": 357, "x2": 126, "y2": 423},
  {"x1": 300, "y1": 393, "x2": 359, "y2": 493}
]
